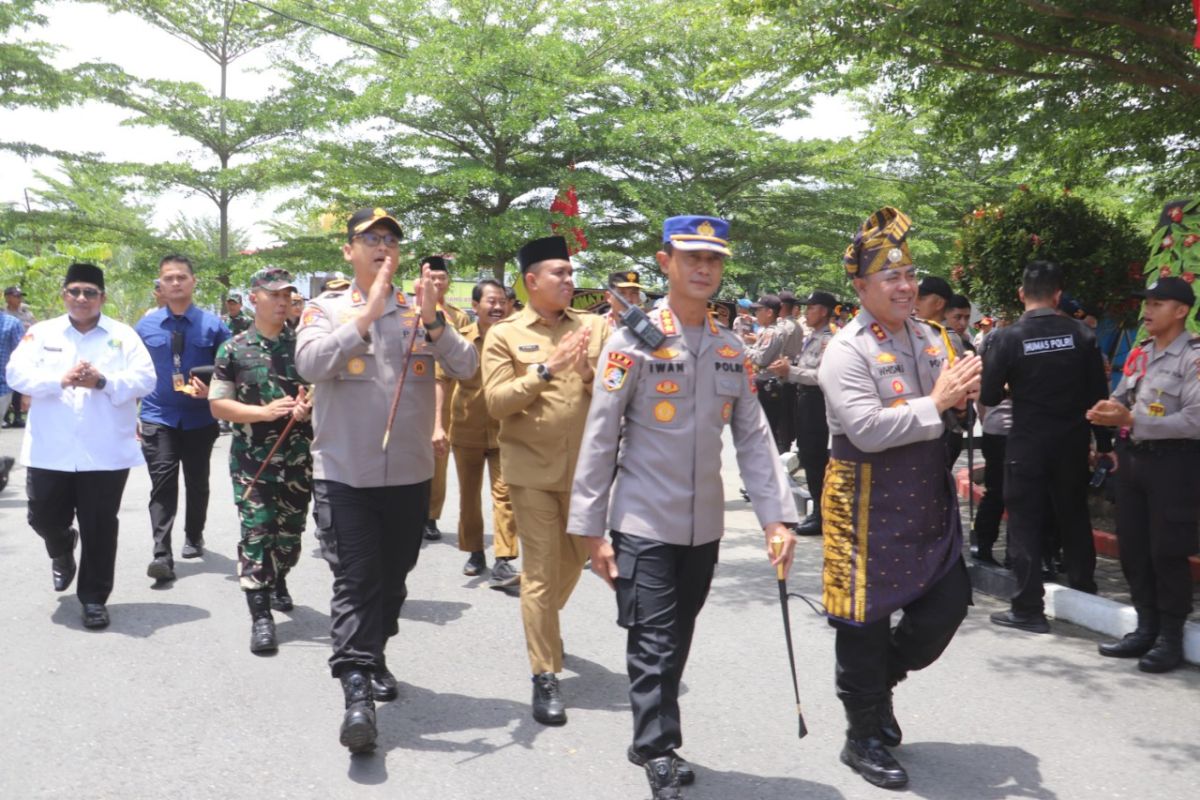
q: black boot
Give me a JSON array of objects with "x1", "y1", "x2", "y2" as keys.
[
  {"x1": 339, "y1": 671, "x2": 377, "y2": 753},
  {"x1": 878, "y1": 692, "x2": 902, "y2": 748},
  {"x1": 271, "y1": 577, "x2": 294, "y2": 611},
  {"x1": 643, "y1": 755, "x2": 682, "y2": 800},
  {"x1": 246, "y1": 589, "x2": 277, "y2": 654},
  {"x1": 531, "y1": 672, "x2": 567, "y2": 725},
  {"x1": 1138, "y1": 615, "x2": 1186, "y2": 674},
  {"x1": 1099, "y1": 608, "x2": 1158, "y2": 659},
  {"x1": 839, "y1": 705, "x2": 908, "y2": 789},
  {"x1": 795, "y1": 512, "x2": 822, "y2": 536},
  {"x1": 371, "y1": 655, "x2": 399, "y2": 702}
]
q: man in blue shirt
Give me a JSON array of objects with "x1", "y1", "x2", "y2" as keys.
[
  {"x1": 135, "y1": 255, "x2": 231, "y2": 582},
  {"x1": 0, "y1": 309, "x2": 22, "y2": 489}
]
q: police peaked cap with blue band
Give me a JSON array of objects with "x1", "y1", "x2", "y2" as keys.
[
  {"x1": 517, "y1": 236, "x2": 571, "y2": 273},
  {"x1": 662, "y1": 216, "x2": 732, "y2": 256},
  {"x1": 64, "y1": 262, "x2": 105, "y2": 291}
]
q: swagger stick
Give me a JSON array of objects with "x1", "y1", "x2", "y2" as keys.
[
  {"x1": 381, "y1": 310, "x2": 422, "y2": 451},
  {"x1": 770, "y1": 534, "x2": 809, "y2": 739},
  {"x1": 241, "y1": 386, "x2": 306, "y2": 502}
]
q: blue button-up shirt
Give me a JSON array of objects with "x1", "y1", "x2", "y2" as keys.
[
  {"x1": 0, "y1": 312, "x2": 23, "y2": 396},
  {"x1": 136, "y1": 304, "x2": 231, "y2": 429}
]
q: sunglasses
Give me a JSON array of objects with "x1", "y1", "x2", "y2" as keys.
[
  {"x1": 64, "y1": 287, "x2": 102, "y2": 300},
  {"x1": 354, "y1": 231, "x2": 401, "y2": 248}
]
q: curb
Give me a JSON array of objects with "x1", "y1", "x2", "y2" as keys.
[{"x1": 968, "y1": 558, "x2": 1200, "y2": 666}]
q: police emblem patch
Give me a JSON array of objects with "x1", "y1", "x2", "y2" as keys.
[
  {"x1": 876, "y1": 352, "x2": 896, "y2": 363},
  {"x1": 655, "y1": 380, "x2": 680, "y2": 395},
  {"x1": 697, "y1": 221, "x2": 715, "y2": 237},
  {"x1": 413, "y1": 360, "x2": 427, "y2": 376},
  {"x1": 716, "y1": 345, "x2": 739, "y2": 358},
  {"x1": 891, "y1": 379, "x2": 905, "y2": 394},
  {"x1": 603, "y1": 352, "x2": 633, "y2": 392},
  {"x1": 721, "y1": 401, "x2": 732, "y2": 422},
  {"x1": 924, "y1": 346, "x2": 940, "y2": 357},
  {"x1": 651, "y1": 348, "x2": 679, "y2": 360},
  {"x1": 654, "y1": 400, "x2": 676, "y2": 422},
  {"x1": 347, "y1": 357, "x2": 366, "y2": 375},
  {"x1": 301, "y1": 306, "x2": 322, "y2": 327}
]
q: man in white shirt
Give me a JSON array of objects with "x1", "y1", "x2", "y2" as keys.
[{"x1": 5, "y1": 263, "x2": 156, "y2": 629}]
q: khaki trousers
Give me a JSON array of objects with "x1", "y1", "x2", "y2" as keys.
[
  {"x1": 509, "y1": 484, "x2": 589, "y2": 674},
  {"x1": 453, "y1": 445, "x2": 518, "y2": 558},
  {"x1": 429, "y1": 449, "x2": 449, "y2": 520}
]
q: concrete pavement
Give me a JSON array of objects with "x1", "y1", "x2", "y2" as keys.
[{"x1": 0, "y1": 428, "x2": 1196, "y2": 799}]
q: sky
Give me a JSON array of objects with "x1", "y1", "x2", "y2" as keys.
[{"x1": 0, "y1": 2, "x2": 866, "y2": 249}]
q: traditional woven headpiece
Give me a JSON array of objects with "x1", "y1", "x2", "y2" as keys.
[{"x1": 844, "y1": 207, "x2": 913, "y2": 278}]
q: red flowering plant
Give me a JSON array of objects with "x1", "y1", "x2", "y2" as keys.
[
  {"x1": 1139, "y1": 197, "x2": 1200, "y2": 335},
  {"x1": 955, "y1": 190, "x2": 1142, "y2": 325}
]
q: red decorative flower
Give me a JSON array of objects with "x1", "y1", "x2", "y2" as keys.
[
  {"x1": 1018, "y1": 184, "x2": 1030, "y2": 192},
  {"x1": 973, "y1": 209, "x2": 985, "y2": 219},
  {"x1": 952, "y1": 265, "x2": 964, "y2": 283},
  {"x1": 1184, "y1": 234, "x2": 1200, "y2": 248},
  {"x1": 1183, "y1": 272, "x2": 1196, "y2": 284},
  {"x1": 1161, "y1": 234, "x2": 1175, "y2": 249},
  {"x1": 1168, "y1": 207, "x2": 1184, "y2": 224},
  {"x1": 1030, "y1": 234, "x2": 1042, "y2": 247},
  {"x1": 1160, "y1": 266, "x2": 1173, "y2": 278}
]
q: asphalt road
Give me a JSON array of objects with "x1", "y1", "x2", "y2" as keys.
[{"x1": 0, "y1": 428, "x2": 1197, "y2": 800}]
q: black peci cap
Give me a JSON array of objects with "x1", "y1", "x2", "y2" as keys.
[{"x1": 517, "y1": 236, "x2": 571, "y2": 273}]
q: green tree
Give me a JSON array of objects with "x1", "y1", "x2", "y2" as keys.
[
  {"x1": 84, "y1": 0, "x2": 304, "y2": 283},
  {"x1": 758, "y1": 1, "x2": 1200, "y2": 199}
]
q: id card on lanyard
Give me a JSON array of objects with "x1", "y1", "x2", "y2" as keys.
[{"x1": 171, "y1": 329, "x2": 186, "y2": 391}]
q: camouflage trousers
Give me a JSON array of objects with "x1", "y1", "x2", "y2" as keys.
[{"x1": 233, "y1": 468, "x2": 311, "y2": 591}]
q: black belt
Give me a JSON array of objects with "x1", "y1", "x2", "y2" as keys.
[{"x1": 1125, "y1": 438, "x2": 1200, "y2": 454}]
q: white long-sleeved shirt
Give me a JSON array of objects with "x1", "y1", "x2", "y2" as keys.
[{"x1": 6, "y1": 313, "x2": 156, "y2": 471}]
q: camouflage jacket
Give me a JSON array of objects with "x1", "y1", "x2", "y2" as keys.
[
  {"x1": 211, "y1": 325, "x2": 312, "y2": 481},
  {"x1": 225, "y1": 310, "x2": 255, "y2": 336}
]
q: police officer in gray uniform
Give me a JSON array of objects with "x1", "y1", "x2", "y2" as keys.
[
  {"x1": 819, "y1": 207, "x2": 981, "y2": 789},
  {"x1": 569, "y1": 215, "x2": 798, "y2": 800},
  {"x1": 1088, "y1": 276, "x2": 1200, "y2": 674},
  {"x1": 745, "y1": 294, "x2": 789, "y2": 452},
  {"x1": 788, "y1": 291, "x2": 837, "y2": 534},
  {"x1": 296, "y1": 207, "x2": 477, "y2": 754}
]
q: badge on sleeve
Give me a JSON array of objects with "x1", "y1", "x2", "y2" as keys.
[
  {"x1": 1148, "y1": 401, "x2": 1166, "y2": 417},
  {"x1": 301, "y1": 306, "x2": 323, "y2": 327},
  {"x1": 603, "y1": 352, "x2": 633, "y2": 392}
]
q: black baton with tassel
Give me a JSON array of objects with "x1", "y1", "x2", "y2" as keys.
[{"x1": 770, "y1": 534, "x2": 808, "y2": 739}]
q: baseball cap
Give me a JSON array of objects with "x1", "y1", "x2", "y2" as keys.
[
  {"x1": 917, "y1": 276, "x2": 952, "y2": 301},
  {"x1": 1135, "y1": 277, "x2": 1195, "y2": 307},
  {"x1": 751, "y1": 294, "x2": 782, "y2": 313}
]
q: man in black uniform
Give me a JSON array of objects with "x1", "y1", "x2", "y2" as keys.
[
  {"x1": 981, "y1": 261, "x2": 1113, "y2": 633},
  {"x1": 1088, "y1": 277, "x2": 1200, "y2": 673}
]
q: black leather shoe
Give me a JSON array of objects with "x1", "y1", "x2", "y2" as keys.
[
  {"x1": 0, "y1": 455, "x2": 14, "y2": 492},
  {"x1": 52, "y1": 528, "x2": 79, "y2": 592},
  {"x1": 463, "y1": 550, "x2": 486, "y2": 576},
  {"x1": 422, "y1": 519, "x2": 442, "y2": 541},
  {"x1": 990, "y1": 609, "x2": 1050, "y2": 634},
  {"x1": 840, "y1": 736, "x2": 908, "y2": 788},
  {"x1": 271, "y1": 578, "x2": 294, "y2": 612},
  {"x1": 1138, "y1": 621, "x2": 1185, "y2": 673},
  {"x1": 531, "y1": 672, "x2": 567, "y2": 725},
  {"x1": 1099, "y1": 630, "x2": 1157, "y2": 658},
  {"x1": 643, "y1": 756, "x2": 682, "y2": 800},
  {"x1": 339, "y1": 671, "x2": 377, "y2": 753},
  {"x1": 878, "y1": 694, "x2": 902, "y2": 748},
  {"x1": 82, "y1": 603, "x2": 109, "y2": 630},
  {"x1": 371, "y1": 666, "x2": 399, "y2": 702},
  {"x1": 795, "y1": 513, "x2": 822, "y2": 536},
  {"x1": 969, "y1": 545, "x2": 1001, "y2": 567},
  {"x1": 627, "y1": 746, "x2": 695, "y2": 786},
  {"x1": 181, "y1": 539, "x2": 204, "y2": 559},
  {"x1": 147, "y1": 556, "x2": 175, "y2": 583}
]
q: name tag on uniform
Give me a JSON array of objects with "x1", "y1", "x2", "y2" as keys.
[
  {"x1": 519, "y1": 344, "x2": 540, "y2": 352},
  {"x1": 1022, "y1": 335, "x2": 1074, "y2": 355}
]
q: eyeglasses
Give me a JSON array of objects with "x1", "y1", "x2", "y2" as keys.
[
  {"x1": 354, "y1": 232, "x2": 401, "y2": 248},
  {"x1": 64, "y1": 287, "x2": 102, "y2": 300}
]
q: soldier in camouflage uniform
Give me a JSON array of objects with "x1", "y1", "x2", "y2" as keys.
[
  {"x1": 224, "y1": 294, "x2": 255, "y2": 336},
  {"x1": 210, "y1": 268, "x2": 313, "y2": 654}
]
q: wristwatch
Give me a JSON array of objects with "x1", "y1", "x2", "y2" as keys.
[
  {"x1": 95, "y1": 375, "x2": 107, "y2": 390},
  {"x1": 423, "y1": 311, "x2": 446, "y2": 342},
  {"x1": 536, "y1": 363, "x2": 553, "y2": 382}
]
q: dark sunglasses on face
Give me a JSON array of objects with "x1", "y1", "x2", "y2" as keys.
[
  {"x1": 354, "y1": 231, "x2": 401, "y2": 248},
  {"x1": 64, "y1": 287, "x2": 102, "y2": 300}
]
